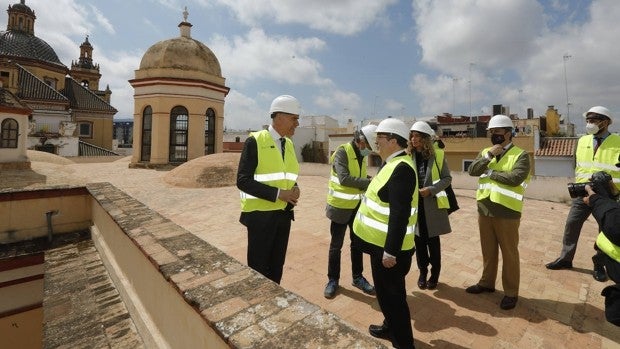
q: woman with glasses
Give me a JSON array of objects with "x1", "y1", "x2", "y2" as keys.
[{"x1": 408, "y1": 121, "x2": 453, "y2": 290}]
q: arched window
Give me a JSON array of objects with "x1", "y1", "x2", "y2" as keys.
[
  {"x1": 141, "y1": 106, "x2": 152, "y2": 161},
  {"x1": 1, "y1": 118, "x2": 19, "y2": 148},
  {"x1": 205, "y1": 108, "x2": 216, "y2": 155},
  {"x1": 169, "y1": 106, "x2": 188, "y2": 162}
]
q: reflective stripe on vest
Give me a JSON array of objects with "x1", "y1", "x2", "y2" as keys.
[
  {"x1": 575, "y1": 134, "x2": 620, "y2": 190},
  {"x1": 596, "y1": 232, "x2": 620, "y2": 263},
  {"x1": 476, "y1": 146, "x2": 530, "y2": 212},
  {"x1": 240, "y1": 130, "x2": 299, "y2": 212},
  {"x1": 432, "y1": 149, "x2": 450, "y2": 209},
  {"x1": 353, "y1": 156, "x2": 417, "y2": 251},
  {"x1": 326, "y1": 143, "x2": 367, "y2": 209}
]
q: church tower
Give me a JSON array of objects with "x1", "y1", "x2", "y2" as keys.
[{"x1": 70, "y1": 36, "x2": 108, "y2": 101}]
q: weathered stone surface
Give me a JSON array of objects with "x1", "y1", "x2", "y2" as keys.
[{"x1": 163, "y1": 152, "x2": 241, "y2": 188}]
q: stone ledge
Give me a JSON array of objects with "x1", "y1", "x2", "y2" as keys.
[{"x1": 86, "y1": 182, "x2": 386, "y2": 348}]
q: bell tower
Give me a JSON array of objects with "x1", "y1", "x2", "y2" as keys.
[{"x1": 70, "y1": 36, "x2": 102, "y2": 93}]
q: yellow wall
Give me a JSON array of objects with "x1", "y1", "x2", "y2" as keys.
[
  {"x1": 130, "y1": 86, "x2": 225, "y2": 165},
  {"x1": 0, "y1": 192, "x2": 91, "y2": 244}
]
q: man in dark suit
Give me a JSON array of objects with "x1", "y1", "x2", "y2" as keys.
[
  {"x1": 236, "y1": 95, "x2": 301, "y2": 284},
  {"x1": 353, "y1": 118, "x2": 418, "y2": 349}
]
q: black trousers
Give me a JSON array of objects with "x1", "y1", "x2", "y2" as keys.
[
  {"x1": 327, "y1": 215, "x2": 364, "y2": 281},
  {"x1": 370, "y1": 248, "x2": 415, "y2": 349},
  {"x1": 414, "y1": 232, "x2": 441, "y2": 282},
  {"x1": 243, "y1": 210, "x2": 292, "y2": 284}
]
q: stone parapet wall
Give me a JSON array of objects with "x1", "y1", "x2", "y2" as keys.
[{"x1": 86, "y1": 182, "x2": 385, "y2": 348}]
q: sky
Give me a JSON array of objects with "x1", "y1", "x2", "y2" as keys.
[{"x1": 2, "y1": 0, "x2": 620, "y2": 132}]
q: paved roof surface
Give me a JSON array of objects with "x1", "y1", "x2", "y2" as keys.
[{"x1": 3, "y1": 156, "x2": 619, "y2": 348}]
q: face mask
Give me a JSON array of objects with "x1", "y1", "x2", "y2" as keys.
[
  {"x1": 359, "y1": 148, "x2": 372, "y2": 157},
  {"x1": 586, "y1": 122, "x2": 600, "y2": 135},
  {"x1": 491, "y1": 134, "x2": 505, "y2": 145}
]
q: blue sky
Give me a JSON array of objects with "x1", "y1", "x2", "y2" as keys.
[{"x1": 3, "y1": 0, "x2": 619, "y2": 132}]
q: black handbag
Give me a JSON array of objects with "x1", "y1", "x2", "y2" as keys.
[
  {"x1": 445, "y1": 184, "x2": 459, "y2": 215},
  {"x1": 434, "y1": 157, "x2": 459, "y2": 214}
]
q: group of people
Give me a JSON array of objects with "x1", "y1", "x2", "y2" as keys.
[{"x1": 236, "y1": 95, "x2": 620, "y2": 349}]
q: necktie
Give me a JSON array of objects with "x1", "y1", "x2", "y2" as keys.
[
  {"x1": 593, "y1": 137, "x2": 602, "y2": 154},
  {"x1": 280, "y1": 138, "x2": 286, "y2": 159}
]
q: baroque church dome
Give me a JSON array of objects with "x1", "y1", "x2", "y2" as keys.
[
  {"x1": 138, "y1": 9, "x2": 222, "y2": 80},
  {"x1": 0, "y1": 0, "x2": 65, "y2": 68},
  {"x1": 140, "y1": 35, "x2": 222, "y2": 77}
]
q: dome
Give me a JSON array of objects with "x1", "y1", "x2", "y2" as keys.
[
  {"x1": 0, "y1": 30, "x2": 64, "y2": 67},
  {"x1": 139, "y1": 36, "x2": 222, "y2": 77}
]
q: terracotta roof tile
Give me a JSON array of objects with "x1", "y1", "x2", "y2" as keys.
[{"x1": 535, "y1": 137, "x2": 578, "y2": 157}]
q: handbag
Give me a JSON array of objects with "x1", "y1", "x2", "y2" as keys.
[
  {"x1": 445, "y1": 184, "x2": 459, "y2": 215},
  {"x1": 434, "y1": 156, "x2": 459, "y2": 214}
]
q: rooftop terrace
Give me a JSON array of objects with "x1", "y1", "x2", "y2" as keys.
[{"x1": 1, "y1": 154, "x2": 619, "y2": 348}]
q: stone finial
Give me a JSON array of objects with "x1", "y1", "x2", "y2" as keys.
[{"x1": 183, "y1": 6, "x2": 188, "y2": 22}]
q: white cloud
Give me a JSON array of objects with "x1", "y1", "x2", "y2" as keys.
[
  {"x1": 214, "y1": 0, "x2": 397, "y2": 35},
  {"x1": 209, "y1": 28, "x2": 331, "y2": 86},
  {"x1": 89, "y1": 5, "x2": 115, "y2": 35}
]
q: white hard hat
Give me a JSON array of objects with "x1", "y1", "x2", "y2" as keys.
[
  {"x1": 487, "y1": 114, "x2": 513, "y2": 130},
  {"x1": 583, "y1": 106, "x2": 612, "y2": 120},
  {"x1": 409, "y1": 121, "x2": 434, "y2": 136},
  {"x1": 269, "y1": 95, "x2": 301, "y2": 115},
  {"x1": 376, "y1": 118, "x2": 409, "y2": 140},
  {"x1": 360, "y1": 124, "x2": 377, "y2": 150}
]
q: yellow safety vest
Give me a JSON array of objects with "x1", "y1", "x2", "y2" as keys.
[
  {"x1": 575, "y1": 134, "x2": 620, "y2": 190},
  {"x1": 596, "y1": 232, "x2": 620, "y2": 263},
  {"x1": 326, "y1": 143, "x2": 367, "y2": 209},
  {"x1": 476, "y1": 146, "x2": 530, "y2": 212},
  {"x1": 431, "y1": 149, "x2": 450, "y2": 210},
  {"x1": 353, "y1": 156, "x2": 418, "y2": 251},
  {"x1": 240, "y1": 130, "x2": 299, "y2": 212}
]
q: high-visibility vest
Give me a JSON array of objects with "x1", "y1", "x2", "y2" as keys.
[
  {"x1": 326, "y1": 143, "x2": 367, "y2": 209},
  {"x1": 430, "y1": 149, "x2": 450, "y2": 210},
  {"x1": 596, "y1": 232, "x2": 620, "y2": 263},
  {"x1": 240, "y1": 130, "x2": 299, "y2": 212},
  {"x1": 353, "y1": 156, "x2": 418, "y2": 251},
  {"x1": 575, "y1": 134, "x2": 620, "y2": 190},
  {"x1": 476, "y1": 146, "x2": 530, "y2": 212}
]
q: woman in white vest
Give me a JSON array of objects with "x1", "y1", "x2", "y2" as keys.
[{"x1": 409, "y1": 121, "x2": 452, "y2": 290}]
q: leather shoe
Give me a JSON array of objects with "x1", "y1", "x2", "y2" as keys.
[
  {"x1": 465, "y1": 284, "x2": 495, "y2": 294},
  {"x1": 417, "y1": 274, "x2": 427, "y2": 289},
  {"x1": 368, "y1": 323, "x2": 390, "y2": 340},
  {"x1": 500, "y1": 296, "x2": 518, "y2": 310},
  {"x1": 427, "y1": 281, "x2": 438, "y2": 290},
  {"x1": 593, "y1": 266, "x2": 608, "y2": 282},
  {"x1": 545, "y1": 258, "x2": 573, "y2": 270}
]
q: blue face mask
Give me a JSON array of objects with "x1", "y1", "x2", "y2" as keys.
[{"x1": 360, "y1": 148, "x2": 372, "y2": 157}]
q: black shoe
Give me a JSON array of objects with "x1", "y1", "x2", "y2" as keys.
[
  {"x1": 545, "y1": 258, "x2": 573, "y2": 270},
  {"x1": 323, "y1": 279, "x2": 338, "y2": 299},
  {"x1": 427, "y1": 281, "x2": 438, "y2": 290},
  {"x1": 592, "y1": 255, "x2": 608, "y2": 282},
  {"x1": 417, "y1": 274, "x2": 427, "y2": 289},
  {"x1": 368, "y1": 323, "x2": 390, "y2": 340},
  {"x1": 593, "y1": 266, "x2": 608, "y2": 282},
  {"x1": 352, "y1": 276, "x2": 376, "y2": 295},
  {"x1": 465, "y1": 284, "x2": 495, "y2": 294},
  {"x1": 500, "y1": 296, "x2": 518, "y2": 310}
]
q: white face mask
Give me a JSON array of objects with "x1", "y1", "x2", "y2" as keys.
[
  {"x1": 586, "y1": 123, "x2": 600, "y2": 135},
  {"x1": 359, "y1": 148, "x2": 372, "y2": 157}
]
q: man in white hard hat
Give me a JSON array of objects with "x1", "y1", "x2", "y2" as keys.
[
  {"x1": 466, "y1": 115, "x2": 530, "y2": 310},
  {"x1": 236, "y1": 95, "x2": 301, "y2": 284},
  {"x1": 546, "y1": 106, "x2": 620, "y2": 283},
  {"x1": 324, "y1": 124, "x2": 377, "y2": 299},
  {"x1": 353, "y1": 118, "x2": 417, "y2": 348}
]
